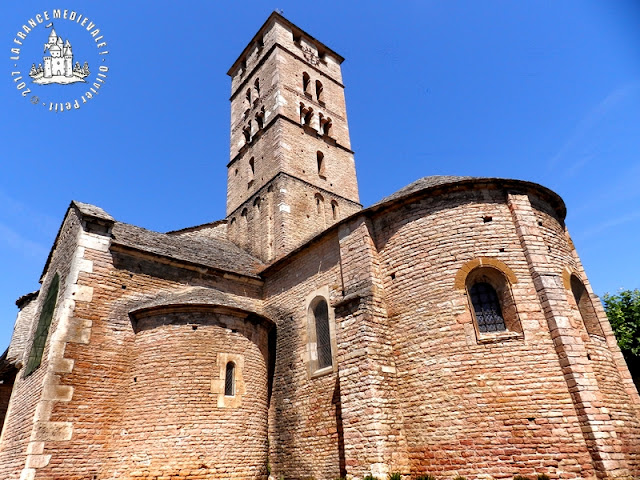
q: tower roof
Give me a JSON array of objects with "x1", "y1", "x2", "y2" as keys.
[{"x1": 227, "y1": 11, "x2": 345, "y2": 76}]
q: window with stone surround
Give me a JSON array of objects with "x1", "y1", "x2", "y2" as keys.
[
  {"x1": 570, "y1": 274, "x2": 603, "y2": 337},
  {"x1": 464, "y1": 264, "x2": 522, "y2": 341},
  {"x1": 25, "y1": 274, "x2": 59, "y2": 376}
]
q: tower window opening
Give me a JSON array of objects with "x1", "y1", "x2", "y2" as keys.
[
  {"x1": 224, "y1": 362, "x2": 236, "y2": 396},
  {"x1": 253, "y1": 196, "x2": 261, "y2": 211},
  {"x1": 243, "y1": 123, "x2": 252, "y2": 144},
  {"x1": 320, "y1": 115, "x2": 332, "y2": 136},
  {"x1": 254, "y1": 78, "x2": 260, "y2": 98},
  {"x1": 249, "y1": 157, "x2": 255, "y2": 179},
  {"x1": 246, "y1": 88, "x2": 252, "y2": 106},
  {"x1": 255, "y1": 107, "x2": 265, "y2": 130},
  {"x1": 302, "y1": 72, "x2": 311, "y2": 95},
  {"x1": 300, "y1": 103, "x2": 313, "y2": 126},
  {"x1": 317, "y1": 151, "x2": 326, "y2": 177},
  {"x1": 315, "y1": 193, "x2": 324, "y2": 214},
  {"x1": 331, "y1": 200, "x2": 338, "y2": 220},
  {"x1": 315, "y1": 80, "x2": 324, "y2": 103}
]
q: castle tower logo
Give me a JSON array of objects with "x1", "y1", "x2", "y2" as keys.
[
  {"x1": 29, "y1": 23, "x2": 89, "y2": 85},
  {"x1": 9, "y1": 9, "x2": 110, "y2": 112}
]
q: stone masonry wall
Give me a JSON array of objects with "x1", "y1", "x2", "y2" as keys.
[
  {"x1": 263, "y1": 234, "x2": 345, "y2": 480},
  {"x1": 373, "y1": 188, "x2": 598, "y2": 479}
]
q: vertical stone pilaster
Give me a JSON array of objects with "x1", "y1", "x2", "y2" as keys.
[
  {"x1": 333, "y1": 216, "x2": 408, "y2": 479},
  {"x1": 508, "y1": 192, "x2": 631, "y2": 479}
]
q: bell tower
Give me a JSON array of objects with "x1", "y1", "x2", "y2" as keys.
[{"x1": 226, "y1": 12, "x2": 361, "y2": 262}]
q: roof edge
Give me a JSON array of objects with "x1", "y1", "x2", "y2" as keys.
[{"x1": 259, "y1": 176, "x2": 567, "y2": 275}]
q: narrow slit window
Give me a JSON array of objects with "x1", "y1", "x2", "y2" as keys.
[
  {"x1": 469, "y1": 282, "x2": 506, "y2": 333},
  {"x1": 317, "y1": 151, "x2": 325, "y2": 176},
  {"x1": 224, "y1": 362, "x2": 235, "y2": 396},
  {"x1": 249, "y1": 157, "x2": 255, "y2": 179},
  {"x1": 246, "y1": 88, "x2": 252, "y2": 106},
  {"x1": 254, "y1": 78, "x2": 260, "y2": 97}
]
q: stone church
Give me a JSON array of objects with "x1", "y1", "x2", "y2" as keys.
[{"x1": 0, "y1": 12, "x2": 638, "y2": 480}]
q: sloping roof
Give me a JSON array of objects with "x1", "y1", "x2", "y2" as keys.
[
  {"x1": 375, "y1": 175, "x2": 475, "y2": 206},
  {"x1": 111, "y1": 222, "x2": 265, "y2": 278}
]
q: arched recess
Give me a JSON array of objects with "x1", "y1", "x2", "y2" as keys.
[{"x1": 563, "y1": 268, "x2": 603, "y2": 337}]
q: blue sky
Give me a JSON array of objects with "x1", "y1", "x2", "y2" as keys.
[{"x1": 1, "y1": 1, "x2": 639, "y2": 349}]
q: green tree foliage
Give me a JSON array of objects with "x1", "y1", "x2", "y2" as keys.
[
  {"x1": 603, "y1": 289, "x2": 640, "y2": 389},
  {"x1": 604, "y1": 289, "x2": 640, "y2": 355}
]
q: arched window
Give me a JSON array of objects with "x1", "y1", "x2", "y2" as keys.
[
  {"x1": 570, "y1": 274, "x2": 603, "y2": 336},
  {"x1": 310, "y1": 297, "x2": 332, "y2": 370},
  {"x1": 315, "y1": 193, "x2": 324, "y2": 214},
  {"x1": 243, "y1": 123, "x2": 252, "y2": 144},
  {"x1": 249, "y1": 157, "x2": 255, "y2": 180},
  {"x1": 463, "y1": 264, "x2": 522, "y2": 337},
  {"x1": 25, "y1": 274, "x2": 60, "y2": 376},
  {"x1": 331, "y1": 200, "x2": 338, "y2": 220},
  {"x1": 254, "y1": 78, "x2": 260, "y2": 98},
  {"x1": 302, "y1": 72, "x2": 311, "y2": 95},
  {"x1": 241, "y1": 208, "x2": 248, "y2": 223},
  {"x1": 317, "y1": 151, "x2": 325, "y2": 177},
  {"x1": 224, "y1": 361, "x2": 235, "y2": 396},
  {"x1": 300, "y1": 103, "x2": 313, "y2": 126},
  {"x1": 253, "y1": 196, "x2": 261, "y2": 211},
  {"x1": 255, "y1": 107, "x2": 265, "y2": 130},
  {"x1": 315, "y1": 80, "x2": 324, "y2": 103},
  {"x1": 319, "y1": 114, "x2": 332, "y2": 136},
  {"x1": 245, "y1": 88, "x2": 252, "y2": 106},
  {"x1": 469, "y1": 282, "x2": 506, "y2": 333}
]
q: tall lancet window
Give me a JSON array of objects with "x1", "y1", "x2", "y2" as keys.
[{"x1": 313, "y1": 299, "x2": 332, "y2": 369}]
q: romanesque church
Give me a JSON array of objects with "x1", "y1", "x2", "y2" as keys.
[{"x1": 1, "y1": 12, "x2": 638, "y2": 480}]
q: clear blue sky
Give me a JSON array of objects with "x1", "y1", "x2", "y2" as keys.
[{"x1": 2, "y1": 1, "x2": 639, "y2": 350}]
